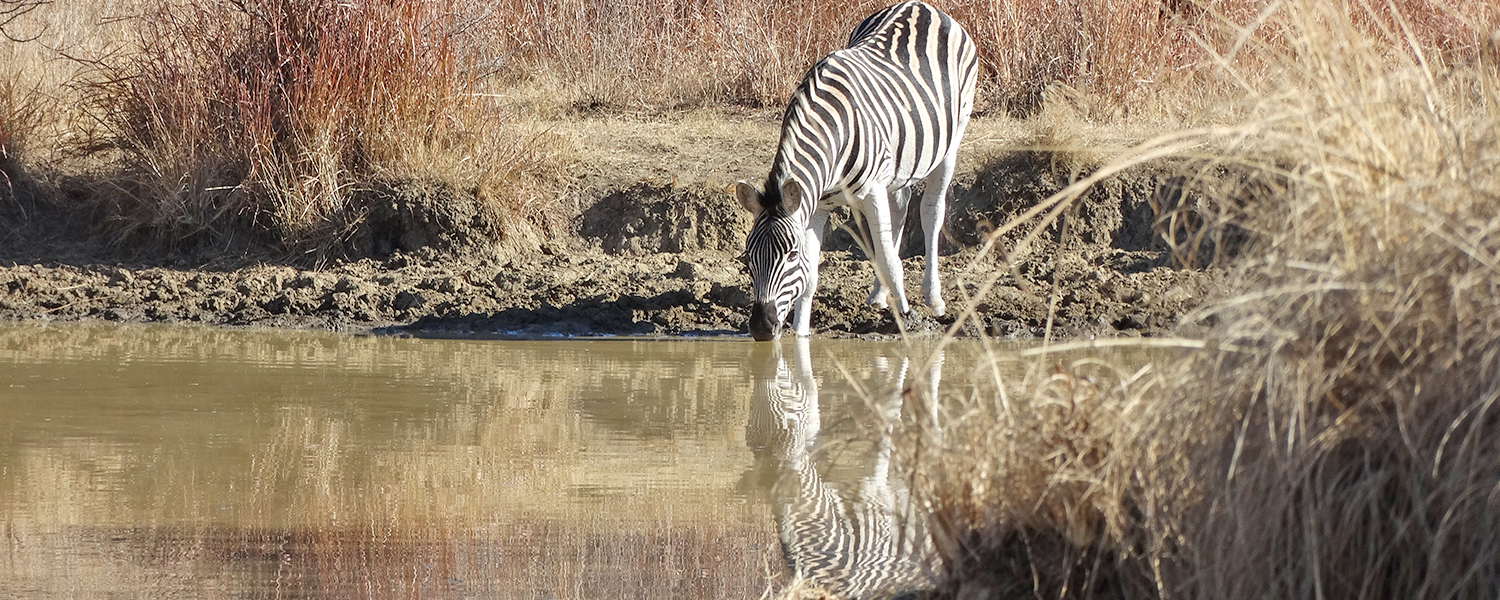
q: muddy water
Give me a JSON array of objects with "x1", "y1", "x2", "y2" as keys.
[{"x1": 0, "y1": 323, "x2": 1015, "y2": 599}]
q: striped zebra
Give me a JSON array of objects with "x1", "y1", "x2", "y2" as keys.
[
  {"x1": 746, "y1": 339, "x2": 934, "y2": 598},
  {"x1": 737, "y1": 1, "x2": 978, "y2": 340}
]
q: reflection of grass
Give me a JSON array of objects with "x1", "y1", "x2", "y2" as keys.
[
  {"x1": 6, "y1": 325, "x2": 1054, "y2": 596},
  {"x1": 0, "y1": 325, "x2": 767, "y2": 523},
  {"x1": 1, "y1": 519, "x2": 777, "y2": 598},
  {"x1": 0, "y1": 324, "x2": 790, "y2": 596},
  {"x1": 900, "y1": 1, "x2": 1500, "y2": 598}
]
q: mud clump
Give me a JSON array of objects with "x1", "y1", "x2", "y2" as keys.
[
  {"x1": 580, "y1": 183, "x2": 750, "y2": 255},
  {"x1": 0, "y1": 151, "x2": 1230, "y2": 339},
  {"x1": 353, "y1": 180, "x2": 502, "y2": 258}
]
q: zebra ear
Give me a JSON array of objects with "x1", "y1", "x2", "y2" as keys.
[
  {"x1": 735, "y1": 181, "x2": 763, "y2": 217},
  {"x1": 779, "y1": 180, "x2": 803, "y2": 215}
]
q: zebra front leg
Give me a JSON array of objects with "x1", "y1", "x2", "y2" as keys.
[
  {"x1": 851, "y1": 210, "x2": 888, "y2": 309},
  {"x1": 919, "y1": 154, "x2": 956, "y2": 317},
  {"x1": 863, "y1": 187, "x2": 911, "y2": 309},
  {"x1": 864, "y1": 187, "x2": 912, "y2": 315},
  {"x1": 791, "y1": 210, "x2": 831, "y2": 337}
]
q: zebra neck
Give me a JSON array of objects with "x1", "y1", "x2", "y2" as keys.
[{"x1": 766, "y1": 90, "x2": 851, "y2": 216}]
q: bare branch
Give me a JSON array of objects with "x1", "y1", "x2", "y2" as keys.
[{"x1": 1, "y1": 0, "x2": 50, "y2": 42}]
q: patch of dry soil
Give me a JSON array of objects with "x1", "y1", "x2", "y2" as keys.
[{"x1": 0, "y1": 112, "x2": 1229, "y2": 339}]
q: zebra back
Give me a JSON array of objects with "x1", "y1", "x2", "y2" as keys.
[{"x1": 764, "y1": 0, "x2": 978, "y2": 215}]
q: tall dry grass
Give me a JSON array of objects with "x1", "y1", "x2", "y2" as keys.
[
  {"x1": 896, "y1": 345, "x2": 1165, "y2": 598},
  {"x1": 1160, "y1": 0, "x2": 1500, "y2": 595},
  {"x1": 469, "y1": 0, "x2": 883, "y2": 111},
  {"x1": 482, "y1": 0, "x2": 1269, "y2": 117},
  {"x1": 900, "y1": 0, "x2": 1500, "y2": 598},
  {"x1": 0, "y1": 71, "x2": 38, "y2": 211},
  {"x1": 471, "y1": 0, "x2": 1487, "y2": 118},
  {"x1": 1, "y1": 0, "x2": 46, "y2": 214},
  {"x1": 75, "y1": 0, "x2": 563, "y2": 255},
  {"x1": 6, "y1": 0, "x2": 1488, "y2": 257}
]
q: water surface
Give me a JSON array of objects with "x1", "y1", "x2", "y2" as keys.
[{"x1": 0, "y1": 324, "x2": 1001, "y2": 599}]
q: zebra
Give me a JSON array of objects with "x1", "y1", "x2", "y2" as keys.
[
  {"x1": 745, "y1": 338, "x2": 937, "y2": 598},
  {"x1": 737, "y1": 1, "x2": 979, "y2": 341}
]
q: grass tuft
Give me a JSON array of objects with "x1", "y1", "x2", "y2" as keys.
[
  {"x1": 0, "y1": 66, "x2": 41, "y2": 217},
  {"x1": 900, "y1": 352, "x2": 1163, "y2": 599},
  {"x1": 902, "y1": 0, "x2": 1500, "y2": 598},
  {"x1": 79, "y1": 0, "x2": 563, "y2": 257},
  {"x1": 1162, "y1": 1, "x2": 1500, "y2": 596}
]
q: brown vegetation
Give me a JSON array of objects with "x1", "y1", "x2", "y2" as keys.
[
  {"x1": 3, "y1": 0, "x2": 1488, "y2": 258},
  {"x1": 0, "y1": 73, "x2": 37, "y2": 207},
  {"x1": 899, "y1": 0, "x2": 1500, "y2": 598},
  {"x1": 5, "y1": 0, "x2": 1500, "y2": 596},
  {"x1": 81, "y1": 0, "x2": 565, "y2": 255}
]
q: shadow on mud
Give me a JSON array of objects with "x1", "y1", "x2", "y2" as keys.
[{"x1": 395, "y1": 288, "x2": 746, "y2": 339}]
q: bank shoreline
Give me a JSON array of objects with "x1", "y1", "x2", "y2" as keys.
[{"x1": 0, "y1": 116, "x2": 1223, "y2": 340}]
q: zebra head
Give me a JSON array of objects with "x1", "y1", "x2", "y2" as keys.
[{"x1": 737, "y1": 180, "x2": 807, "y2": 341}]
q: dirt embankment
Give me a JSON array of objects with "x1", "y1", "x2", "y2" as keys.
[{"x1": 0, "y1": 114, "x2": 1234, "y2": 339}]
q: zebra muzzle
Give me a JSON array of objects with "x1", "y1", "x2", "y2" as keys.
[{"x1": 749, "y1": 301, "x2": 782, "y2": 341}]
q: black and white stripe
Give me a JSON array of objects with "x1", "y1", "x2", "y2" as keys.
[
  {"x1": 746, "y1": 340, "x2": 931, "y2": 599},
  {"x1": 737, "y1": 1, "x2": 978, "y2": 340}
]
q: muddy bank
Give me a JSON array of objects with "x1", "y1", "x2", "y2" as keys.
[
  {"x1": 0, "y1": 122, "x2": 1233, "y2": 339},
  {"x1": 0, "y1": 245, "x2": 1216, "y2": 339}
]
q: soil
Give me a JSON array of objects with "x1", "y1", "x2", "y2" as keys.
[{"x1": 0, "y1": 111, "x2": 1230, "y2": 339}]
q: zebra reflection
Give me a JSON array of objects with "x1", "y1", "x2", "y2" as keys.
[{"x1": 746, "y1": 339, "x2": 939, "y2": 599}]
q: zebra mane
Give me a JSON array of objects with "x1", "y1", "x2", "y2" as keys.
[
  {"x1": 759, "y1": 176, "x2": 786, "y2": 216},
  {"x1": 764, "y1": 89, "x2": 831, "y2": 220}
]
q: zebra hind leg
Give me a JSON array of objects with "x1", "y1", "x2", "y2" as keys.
[
  {"x1": 852, "y1": 210, "x2": 887, "y2": 309},
  {"x1": 852, "y1": 208, "x2": 882, "y2": 309},
  {"x1": 919, "y1": 154, "x2": 957, "y2": 317}
]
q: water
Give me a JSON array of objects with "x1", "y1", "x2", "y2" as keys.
[{"x1": 0, "y1": 323, "x2": 998, "y2": 599}]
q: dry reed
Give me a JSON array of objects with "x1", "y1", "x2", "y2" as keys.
[
  {"x1": 74, "y1": 0, "x2": 563, "y2": 256},
  {"x1": 900, "y1": 0, "x2": 1500, "y2": 598},
  {"x1": 0, "y1": 75, "x2": 32, "y2": 198},
  {"x1": 1160, "y1": 0, "x2": 1500, "y2": 595},
  {"x1": 483, "y1": 0, "x2": 1271, "y2": 117},
  {"x1": 5, "y1": 0, "x2": 1486, "y2": 256}
]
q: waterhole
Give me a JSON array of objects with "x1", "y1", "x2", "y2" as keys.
[{"x1": 0, "y1": 323, "x2": 1039, "y2": 599}]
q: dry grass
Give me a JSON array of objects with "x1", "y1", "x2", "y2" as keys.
[
  {"x1": 482, "y1": 0, "x2": 1270, "y2": 118},
  {"x1": 897, "y1": 348, "x2": 1163, "y2": 598},
  {"x1": 75, "y1": 0, "x2": 567, "y2": 256},
  {"x1": 477, "y1": 0, "x2": 884, "y2": 111},
  {"x1": 3, "y1": 0, "x2": 1490, "y2": 257},
  {"x1": 0, "y1": 0, "x2": 48, "y2": 214},
  {"x1": 899, "y1": 0, "x2": 1500, "y2": 598},
  {"x1": 0, "y1": 69, "x2": 38, "y2": 210},
  {"x1": 0, "y1": 0, "x2": 569, "y2": 258},
  {"x1": 1160, "y1": 0, "x2": 1500, "y2": 595}
]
